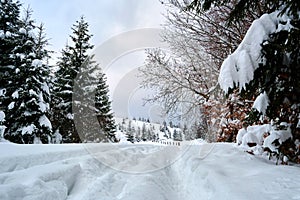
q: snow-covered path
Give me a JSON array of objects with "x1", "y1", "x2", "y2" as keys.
[{"x1": 0, "y1": 143, "x2": 300, "y2": 200}]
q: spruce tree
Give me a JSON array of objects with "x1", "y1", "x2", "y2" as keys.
[
  {"x1": 53, "y1": 16, "x2": 94, "y2": 143},
  {"x1": 74, "y1": 55, "x2": 116, "y2": 143},
  {"x1": 52, "y1": 44, "x2": 78, "y2": 143},
  {"x1": 53, "y1": 16, "x2": 116, "y2": 143},
  {"x1": 0, "y1": 0, "x2": 21, "y2": 128},
  {"x1": 1, "y1": 5, "x2": 52, "y2": 143},
  {"x1": 94, "y1": 73, "x2": 117, "y2": 142}
]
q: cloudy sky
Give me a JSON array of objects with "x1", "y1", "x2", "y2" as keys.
[
  {"x1": 22, "y1": 0, "x2": 166, "y2": 54},
  {"x1": 22, "y1": 0, "x2": 167, "y2": 121}
]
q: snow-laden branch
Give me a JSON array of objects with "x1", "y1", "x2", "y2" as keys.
[{"x1": 218, "y1": 12, "x2": 279, "y2": 93}]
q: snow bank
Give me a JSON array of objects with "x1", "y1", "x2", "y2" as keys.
[{"x1": 218, "y1": 12, "x2": 279, "y2": 93}]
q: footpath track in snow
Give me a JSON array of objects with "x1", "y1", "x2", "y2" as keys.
[{"x1": 0, "y1": 143, "x2": 300, "y2": 200}]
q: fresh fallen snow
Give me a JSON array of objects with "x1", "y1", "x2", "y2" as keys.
[{"x1": 0, "y1": 142, "x2": 299, "y2": 200}]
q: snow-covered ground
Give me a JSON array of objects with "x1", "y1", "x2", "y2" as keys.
[{"x1": 0, "y1": 142, "x2": 300, "y2": 200}]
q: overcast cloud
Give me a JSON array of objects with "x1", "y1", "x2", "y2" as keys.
[{"x1": 22, "y1": 0, "x2": 165, "y2": 53}]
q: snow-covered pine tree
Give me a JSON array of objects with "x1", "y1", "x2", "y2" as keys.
[
  {"x1": 243, "y1": 1, "x2": 300, "y2": 161},
  {"x1": 173, "y1": 129, "x2": 183, "y2": 141},
  {"x1": 53, "y1": 16, "x2": 116, "y2": 143},
  {"x1": 126, "y1": 120, "x2": 135, "y2": 143},
  {"x1": 74, "y1": 56, "x2": 117, "y2": 143},
  {"x1": 141, "y1": 122, "x2": 147, "y2": 141},
  {"x1": 2, "y1": 6, "x2": 52, "y2": 143},
  {"x1": 0, "y1": 0, "x2": 21, "y2": 131},
  {"x1": 136, "y1": 126, "x2": 141, "y2": 142},
  {"x1": 52, "y1": 16, "x2": 93, "y2": 143},
  {"x1": 51, "y1": 44, "x2": 75, "y2": 142}
]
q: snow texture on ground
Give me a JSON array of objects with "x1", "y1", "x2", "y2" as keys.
[{"x1": 0, "y1": 142, "x2": 299, "y2": 200}]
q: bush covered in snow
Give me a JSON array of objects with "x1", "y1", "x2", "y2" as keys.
[{"x1": 236, "y1": 122, "x2": 299, "y2": 164}]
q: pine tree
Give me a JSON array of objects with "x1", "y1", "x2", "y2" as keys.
[
  {"x1": 0, "y1": 0, "x2": 21, "y2": 130},
  {"x1": 34, "y1": 23, "x2": 52, "y2": 61},
  {"x1": 52, "y1": 16, "x2": 94, "y2": 143},
  {"x1": 53, "y1": 16, "x2": 116, "y2": 143},
  {"x1": 141, "y1": 122, "x2": 147, "y2": 141},
  {"x1": 94, "y1": 73, "x2": 116, "y2": 142},
  {"x1": 1, "y1": 5, "x2": 52, "y2": 143},
  {"x1": 52, "y1": 45, "x2": 76, "y2": 142},
  {"x1": 126, "y1": 120, "x2": 134, "y2": 143},
  {"x1": 173, "y1": 129, "x2": 180, "y2": 141}
]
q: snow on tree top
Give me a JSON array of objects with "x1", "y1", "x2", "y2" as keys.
[{"x1": 218, "y1": 12, "x2": 279, "y2": 93}]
